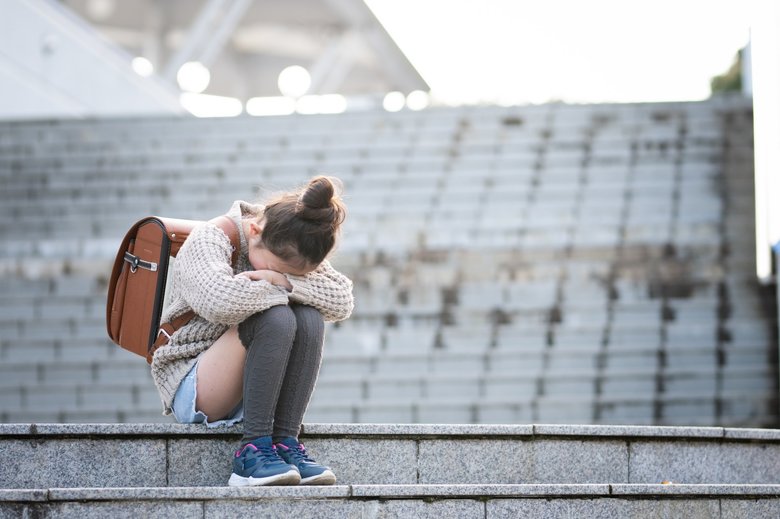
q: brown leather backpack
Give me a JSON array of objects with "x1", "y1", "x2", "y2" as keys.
[{"x1": 106, "y1": 215, "x2": 239, "y2": 363}]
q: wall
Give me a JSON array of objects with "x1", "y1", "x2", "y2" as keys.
[{"x1": 0, "y1": 0, "x2": 182, "y2": 120}]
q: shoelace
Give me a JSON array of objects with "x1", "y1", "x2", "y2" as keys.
[
  {"x1": 283, "y1": 443, "x2": 315, "y2": 464},
  {"x1": 239, "y1": 443, "x2": 281, "y2": 463}
]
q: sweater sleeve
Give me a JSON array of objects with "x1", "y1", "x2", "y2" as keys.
[
  {"x1": 173, "y1": 223, "x2": 290, "y2": 325},
  {"x1": 285, "y1": 260, "x2": 354, "y2": 322}
]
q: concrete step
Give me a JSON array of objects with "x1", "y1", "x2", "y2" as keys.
[
  {"x1": 3, "y1": 484, "x2": 780, "y2": 518},
  {"x1": 0, "y1": 98, "x2": 772, "y2": 431},
  {"x1": 2, "y1": 423, "x2": 780, "y2": 490}
]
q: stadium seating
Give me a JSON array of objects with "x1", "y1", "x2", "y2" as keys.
[{"x1": 0, "y1": 95, "x2": 776, "y2": 427}]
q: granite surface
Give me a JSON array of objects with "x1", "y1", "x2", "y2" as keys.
[
  {"x1": 40, "y1": 501, "x2": 204, "y2": 518},
  {"x1": 5, "y1": 497, "x2": 780, "y2": 519},
  {"x1": 532, "y1": 424, "x2": 725, "y2": 439},
  {"x1": 305, "y1": 438, "x2": 418, "y2": 485},
  {"x1": 301, "y1": 423, "x2": 535, "y2": 437},
  {"x1": 611, "y1": 484, "x2": 780, "y2": 496},
  {"x1": 0, "y1": 438, "x2": 167, "y2": 489},
  {"x1": 6, "y1": 484, "x2": 780, "y2": 502},
  {"x1": 720, "y1": 499, "x2": 780, "y2": 519},
  {"x1": 628, "y1": 440, "x2": 780, "y2": 484},
  {"x1": 167, "y1": 437, "x2": 238, "y2": 487},
  {"x1": 2, "y1": 423, "x2": 779, "y2": 442},
  {"x1": 3, "y1": 482, "x2": 780, "y2": 519},
  {"x1": 0, "y1": 489, "x2": 47, "y2": 502},
  {"x1": 202, "y1": 499, "x2": 366, "y2": 519},
  {"x1": 0, "y1": 423, "x2": 243, "y2": 437},
  {"x1": 3, "y1": 423, "x2": 780, "y2": 489},
  {"x1": 351, "y1": 484, "x2": 610, "y2": 497},
  {"x1": 362, "y1": 499, "x2": 485, "y2": 519},
  {"x1": 416, "y1": 438, "x2": 628, "y2": 484},
  {"x1": 487, "y1": 498, "x2": 722, "y2": 519},
  {"x1": 47, "y1": 486, "x2": 351, "y2": 501},
  {"x1": 723, "y1": 427, "x2": 780, "y2": 441}
]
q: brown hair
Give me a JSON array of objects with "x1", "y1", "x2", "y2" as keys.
[{"x1": 260, "y1": 176, "x2": 346, "y2": 268}]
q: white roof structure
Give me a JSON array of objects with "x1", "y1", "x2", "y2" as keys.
[{"x1": 61, "y1": 0, "x2": 428, "y2": 99}]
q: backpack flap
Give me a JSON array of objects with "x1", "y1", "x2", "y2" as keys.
[
  {"x1": 158, "y1": 217, "x2": 200, "y2": 257},
  {"x1": 106, "y1": 217, "x2": 171, "y2": 358}
]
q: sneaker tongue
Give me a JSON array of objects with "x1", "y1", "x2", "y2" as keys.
[
  {"x1": 280, "y1": 437, "x2": 300, "y2": 448},
  {"x1": 247, "y1": 436, "x2": 274, "y2": 450}
]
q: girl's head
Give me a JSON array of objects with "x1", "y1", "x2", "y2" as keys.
[{"x1": 247, "y1": 176, "x2": 346, "y2": 274}]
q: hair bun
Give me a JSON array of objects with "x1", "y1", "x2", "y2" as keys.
[
  {"x1": 261, "y1": 175, "x2": 347, "y2": 266},
  {"x1": 296, "y1": 175, "x2": 346, "y2": 229}
]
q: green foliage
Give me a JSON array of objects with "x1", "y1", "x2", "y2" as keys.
[{"x1": 711, "y1": 50, "x2": 743, "y2": 94}]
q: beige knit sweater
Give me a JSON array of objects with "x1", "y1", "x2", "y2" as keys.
[{"x1": 150, "y1": 200, "x2": 354, "y2": 414}]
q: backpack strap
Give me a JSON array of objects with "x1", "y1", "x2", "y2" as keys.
[
  {"x1": 149, "y1": 310, "x2": 197, "y2": 363},
  {"x1": 147, "y1": 215, "x2": 241, "y2": 364}
]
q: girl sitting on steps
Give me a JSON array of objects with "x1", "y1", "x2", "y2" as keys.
[{"x1": 149, "y1": 175, "x2": 354, "y2": 486}]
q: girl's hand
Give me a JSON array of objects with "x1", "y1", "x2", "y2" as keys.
[{"x1": 237, "y1": 270, "x2": 292, "y2": 291}]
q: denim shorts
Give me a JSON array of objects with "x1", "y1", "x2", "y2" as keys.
[{"x1": 171, "y1": 359, "x2": 244, "y2": 428}]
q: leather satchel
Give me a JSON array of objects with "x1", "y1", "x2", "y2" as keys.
[{"x1": 106, "y1": 215, "x2": 239, "y2": 363}]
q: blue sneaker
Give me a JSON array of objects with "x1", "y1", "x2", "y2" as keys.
[
  {"x1": 228, "y1": 436, "x2": 301, "y2": 487},
  {"x1": 274, "y1": 437, "x2": 336, "y2": 485}
]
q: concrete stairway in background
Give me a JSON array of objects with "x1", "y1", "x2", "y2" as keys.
[
  {"x1": 2, "y1": 423, "x2": 779, "y2": 517},
  {"x1": 0, "y1": 97, "x2": 776, "y2": 429}
]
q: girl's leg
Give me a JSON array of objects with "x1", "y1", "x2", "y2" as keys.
[
  {"x1": 272, "y1": 304, "x2": 325, "y2": 441},
  {"x1": 238, "y1": 305, "x2": 298, "y2": 444},
  {"x1": 194, "y1": 304, "x2": 321, "y2": 442},
  {"x1": 192, "y1": 325, "x2": 245, "y2": 420},
  {"x1": 269, "y1": 305, "x2": 335, "y2": 485}
]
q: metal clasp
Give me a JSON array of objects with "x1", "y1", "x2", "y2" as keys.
[{"x1": 124, "y1": 252, "x2": 157, "y2": 273}]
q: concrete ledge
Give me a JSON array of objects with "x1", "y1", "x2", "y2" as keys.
[
  {"x1": 3, "y1": 423, "x2": 780, "y2": 488},
  {"x1": 3, "y1": 484, "x2": 780, "y2": 502},
  {"x1": 2, "y1": 423, "x2": 779, "y2": 441},
  {"x1": 47, "y1": 486, "x2": 351, "y2": 501},
  {"x1": 350, "y1": 484, "x2": 611, "y2": 498},
  {"x1": 610, "y1": 484, "x2": 780, "y2": 497},
  {"x1": 0, "y1": 490, "x2": 47, "y2": 502}
]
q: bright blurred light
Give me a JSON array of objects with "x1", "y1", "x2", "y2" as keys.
[
  {"x1": 296, "y1": 94, "x2": 348, "y2": 114},
  {"x1": 751, "y1": 0, "x2": 780, "y2": 281},
  {"x1": 131, "y1": 57, "x2": 154, "y2": 77},
  {"x1": 383, "y1": 91, "x2": 406, "y2": 112},
  {"x1": 177, "y1": 61, "x2": 210, "y2": 93},
  {"x1": 246, "y1": 96, "x2": 296, "y2": 116},
  {"x1": 180, "y1": 93, "x2": 242, "y2": 117},
  {"x1": 278, "y1": 65, "x2": 311, "y2": 98},
  {"x1": 86, "y1": 0, "x2": 115, "y2": 20},
  {"x1": 406, "y1": 90, "x2": 430, "y2": 110}
]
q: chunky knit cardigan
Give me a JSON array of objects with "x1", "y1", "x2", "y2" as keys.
[{"x1": 150, "y1": 200, "x2": 354, "y2": 414}]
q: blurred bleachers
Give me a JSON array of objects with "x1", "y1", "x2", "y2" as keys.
[{"x1": 0, "y1": 95, "x2": 776, "y2": 427}]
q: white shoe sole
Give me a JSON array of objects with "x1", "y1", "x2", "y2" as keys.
[
  {"x1": 228, "y1": 469, "x2": 301, "y2": 487},
  {"x1": 300, "y1": 469, "x2": 336, "y2": 486}
]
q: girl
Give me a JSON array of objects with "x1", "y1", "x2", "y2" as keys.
[{"x1": 150, "y1": 176, "x2": 354, "y2": 486}]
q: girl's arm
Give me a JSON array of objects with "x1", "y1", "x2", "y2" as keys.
[
  {"x1": 285, "y1": 260, "x2": 354, "y2": 322},
  {"x1": 174, "y1": 223, "x2": 290, "y2": 325}
]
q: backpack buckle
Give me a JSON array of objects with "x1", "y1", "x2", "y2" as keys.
[{"x1": 124, "y1": 252, "x2": 158, "y2": 273}]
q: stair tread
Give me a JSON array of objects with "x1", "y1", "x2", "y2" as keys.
[
  {"x1": 3, "y1": 422, "x2": 780, "y2": 440},
  {"x1": 4, "y1": 483, "x2": 780, "y2": 502}
]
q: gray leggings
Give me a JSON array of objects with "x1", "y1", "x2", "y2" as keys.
[{"x1": 237, "y1": 304, "x2": 324, "y2": 444}]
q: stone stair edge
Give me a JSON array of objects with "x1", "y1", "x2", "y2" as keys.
[
  {"x1": 2, "y1": 422, "x2": 779, "y2": 441},
  {"x1": 3, "y1": 484, "x2": 780, "y2": 503}
]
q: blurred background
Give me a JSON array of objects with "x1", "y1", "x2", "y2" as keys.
[
  {"x1": 0, "y1": 0, "x2": 778, "y2": 427},
  {"x1": 0, "y1": 0, "x2": 756, "y2": 115}
]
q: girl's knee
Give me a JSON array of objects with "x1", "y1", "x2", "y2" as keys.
[
  {"x1": 238, "y1": 305, "x2": 297, "y2": 348},
  {"x1": 292, "y1": 305, "x2": 324, "y2": 333}
]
